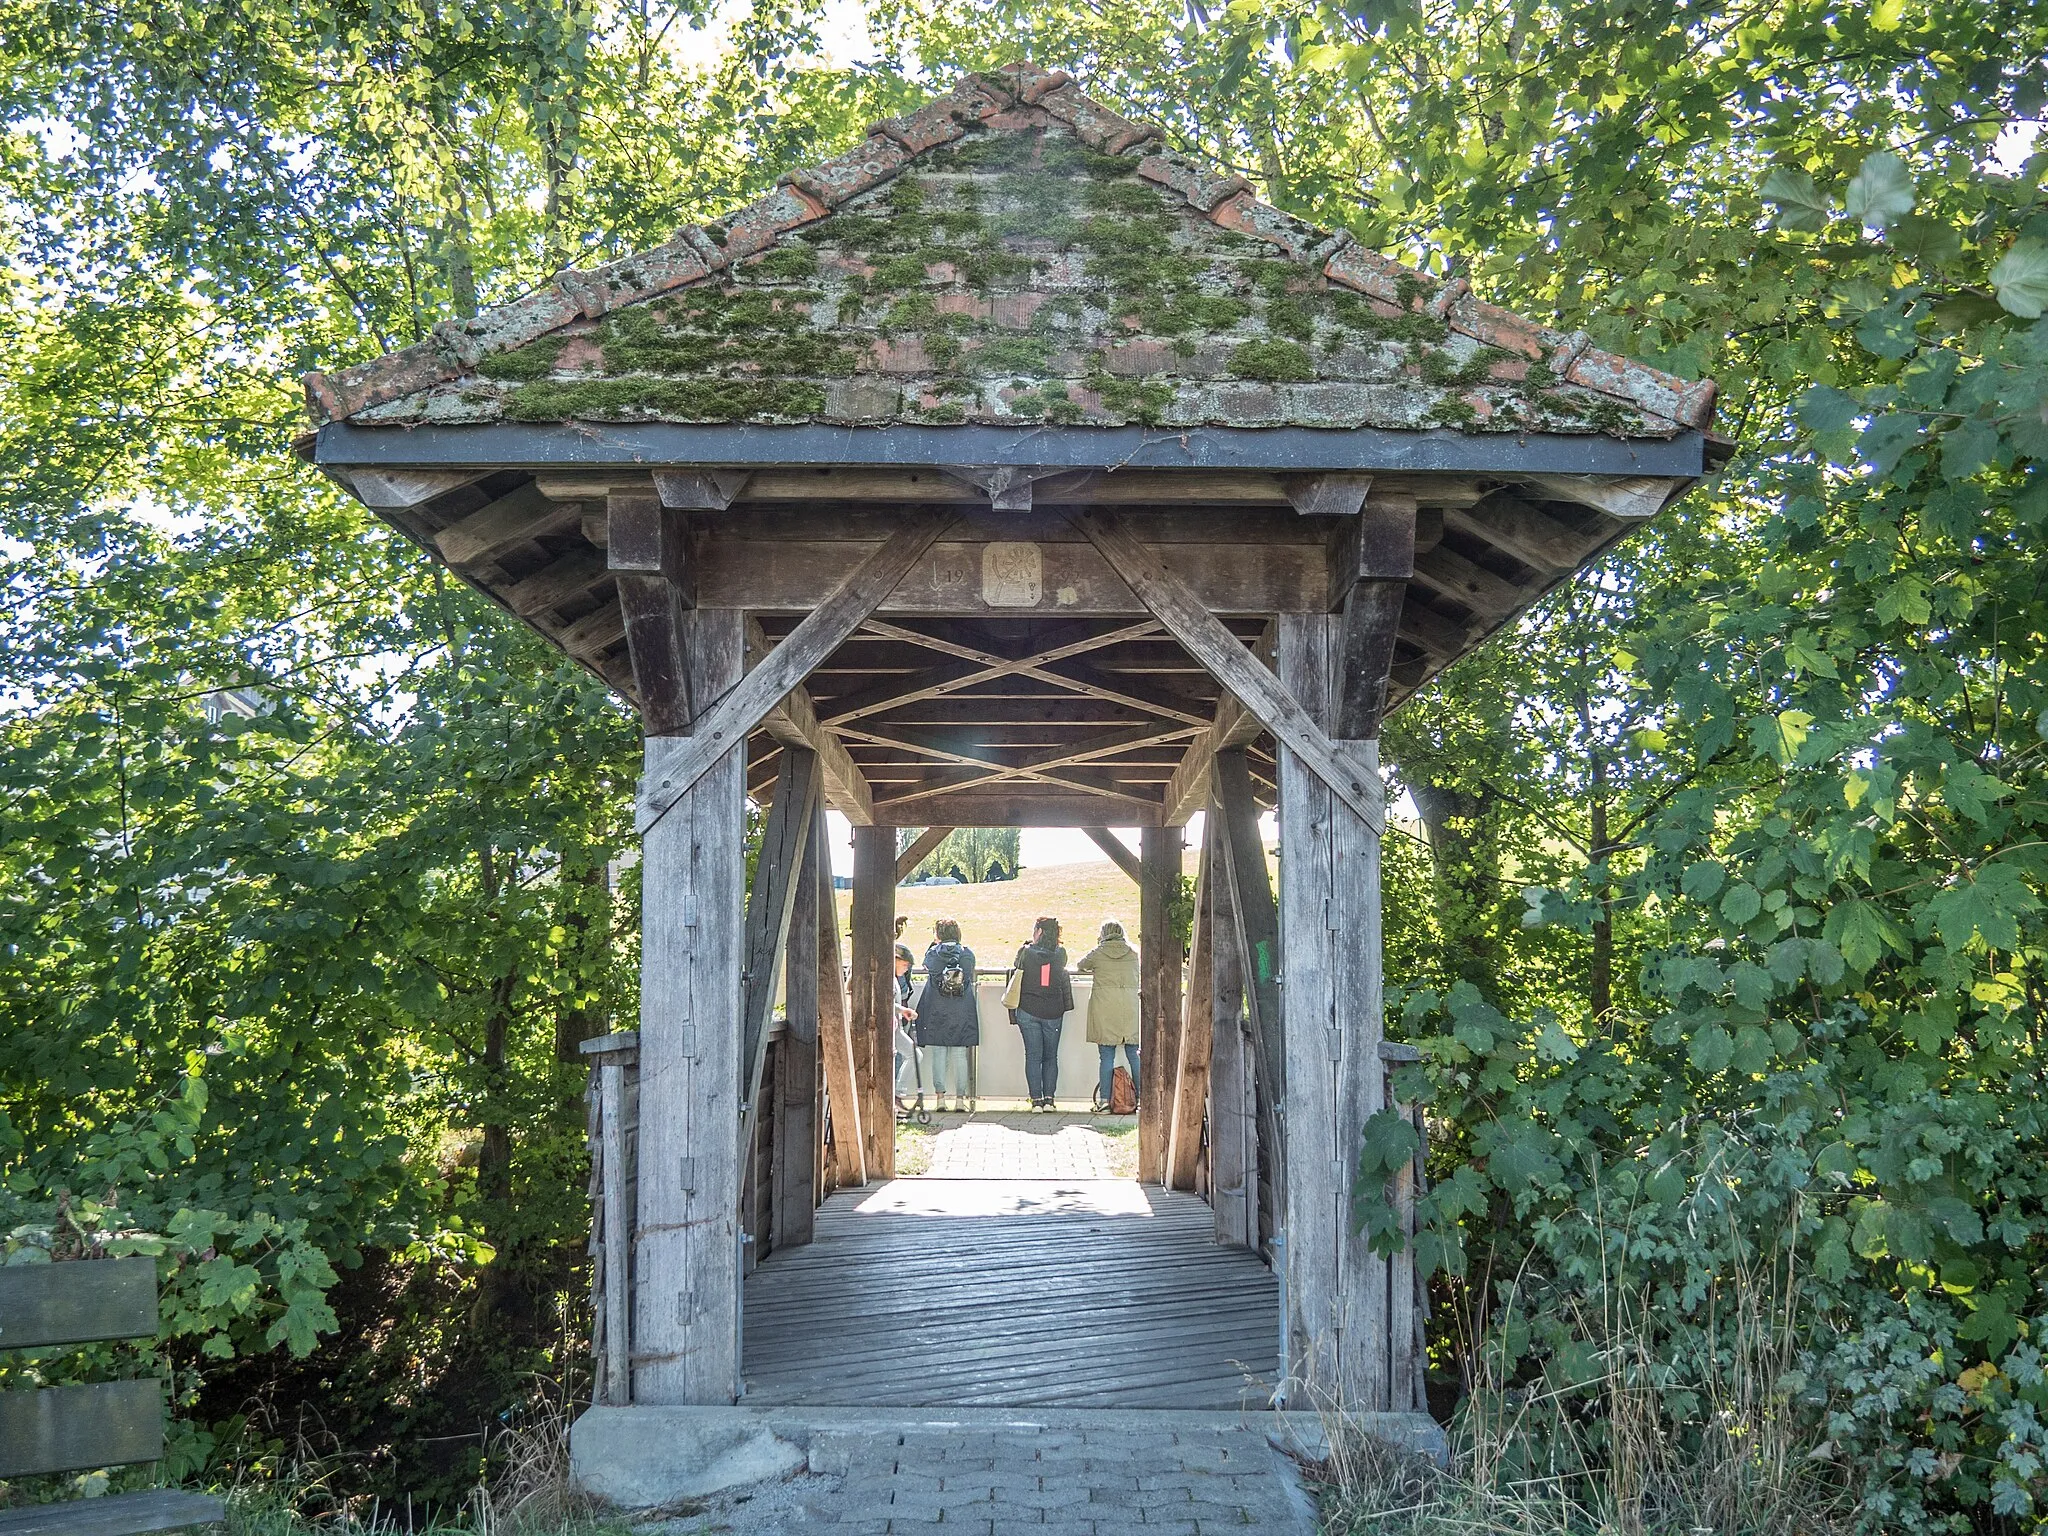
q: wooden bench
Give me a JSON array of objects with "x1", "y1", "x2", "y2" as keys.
[{"x1": 0, "y1": 1258, "x2": 224, "y2": 1536}]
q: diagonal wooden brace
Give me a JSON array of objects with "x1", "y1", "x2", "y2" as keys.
[
  {"x1": 636, "y1": 511, "x2": 952, "y2": 835},
  {"x1": 1074, "y1": 511, "x2": 1386, "y2": 835}
]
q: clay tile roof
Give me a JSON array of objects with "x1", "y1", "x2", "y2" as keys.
[{"x1": 302, "y1": 63, "x2": 1717, "y2": 439}]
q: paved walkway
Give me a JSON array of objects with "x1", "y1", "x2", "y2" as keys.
[
  {"x1": 923, "y1": 1121, "x2": 1119, "y2": 1179},
  {"x1": 654, "y1": 1412, "x2": 1320, "y2": 1535}
]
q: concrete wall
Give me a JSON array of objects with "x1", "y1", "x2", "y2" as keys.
[{"x1": 901, "y1": 976, "x2": 1123, "y2": 1105}]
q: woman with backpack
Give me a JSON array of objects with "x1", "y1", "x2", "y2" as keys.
[
  {"x1": 1011, "y1": 916, "x2": 1073, "y2": 1112},
  {"x1": 915, "y1": 918, "x2": 978, "y2": 1113},
  {"x1": 1077, "y1": 920, "x2": 1140, "y2": 1114}
]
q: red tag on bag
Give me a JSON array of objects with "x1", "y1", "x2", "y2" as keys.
[{"x1": 1038, "y1": 963, "x2": 1051, "y2": 987}]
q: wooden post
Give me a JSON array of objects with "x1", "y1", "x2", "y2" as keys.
[
  {"x1": 774, "y1": 802, "x2": 823, "y2": 1250},
  {"x1": 850, "y1": 824, "x2": 897, "y2": 1178},
  {"x1": 1206, "y1": 818, "x2": 1255, "y2": 1248},
  {"x1": 1137, "y1": 825, "x2": 1183, "y2": 1181},
  {"x1": 1165, "y1": 830, "x2": 1213, "y2": 1190},
  {"x1": 1277, "y1": 612, "x2": 1389, "y2": 1410},
  {"x1": 814, "y1": 805, "x2": 866, "y2": 1187},
  {"x1": 1214, "y1": 748, "x2": 1285, "y2": 1239},
  {"x1": 740, "y1": 750, "x2": 818, "y2": 1160},
  {"x1": 633, "y1": 608, "x2": 745, "y2": 1405}
]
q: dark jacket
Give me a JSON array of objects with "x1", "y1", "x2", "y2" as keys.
[
  {"x1": 914, "y1": 942, "x2": 980, "y2": 1046},
  {"x1": 1013, "y1": 942, "x2": 1073, "y2": 1019}
]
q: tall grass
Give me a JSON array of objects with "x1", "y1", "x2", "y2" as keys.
[{"x1": 1315, "y1": 1242, "x2": 1845, "y2": 1536}]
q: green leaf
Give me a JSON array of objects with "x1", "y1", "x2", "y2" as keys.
[
  {"x1": 1928, "y1": 863, "x2": 2039, "y2": 952},
  {"x1": 1731, "y1": 1023, "x2": 1774, "y2": 1074},
  {"x1": 1688, "y1": 1023, "x2": 1734, "y2": 1075},
  {"x1": 1873, "y1": 576, "x2": 1932, "y2": 626},
  {"x1": 1721, "y1": 882, "x2": 1762, "y2": 925},
  {"x1": 1887, "y1": 214, "x2": 1962, "y2": 266},
  {"x1": 1842, "y1": 150, "x2": 1914, "y2": 229},
  {"x1": 1990, "y1": 239, "x2": 2048, "y2": 318},
  {"x1": 1681, "y1": 860, "x2": 1726, "y2": 901},
  {"x1": 1761, "y1": 167, "x2": 1831, "y2": 232},
  {"x1": 1750, "y1": 709, "x2": 1813, "y2": 764},
  {"x1": 1795, "y1": 384, "x2": 1858, "y2": 433},
  {"x1": 1824, "y1": 898, "x2": 1907, "y2": 971},
  {"x1": 1534, "y1": 1016, "x2": 1579, "y2": 1063}
]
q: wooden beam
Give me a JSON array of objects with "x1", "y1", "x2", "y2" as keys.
[
  {"x1": 739, "y1": 750, "x2": 820, "y2": 1158},
  {"x1": 655, "y1": 468, "x2": 751, "y2": 510},
  {"x1": 1160, "y1": 625, "x2": 1272, "y2": 827},
  {"x1": 1412, "y1": 544, "x2": 1523, "y2": 619},
  {"x1": 744, "y1": 618, "x2": 874, "y2": 825},
  {"x1": 1082, "y1": 827, "x2": 1142, "y2": 884},
  {"x1": 638, "y1": 512, "x2": 950, "y2": 835},
  {"x1": 1205, "y1": 805, "x2": 1254, "y2": 1249},
  {"x1": 813, "y1": 802, "x2": 865, "y2": 1187},
  {"x1": 1285, "y1": 472, "x2": 1373, "y2": 518},
  {"x1": 558, "y1": 600, "x2": 626, "y2": 660},
  {"x1": 1444, "y1": 493, "x2": 1591, "y2": 573},
  {"x1": 1166, "y1": 830, "x2": 1214, "y2": 1191},
  {"x1": 895, "y1": 825, "x2": 956, "y2": 882},
  {"x1": 870, "y1": 790, "x2": 1164, "y2": 827},
  {"x1": 1520, "y1": 472, "x2": 1674, "y2": 520},
  {"x1": 348, "y1": 467, "x2": 487, "y2": 509},
  {"x1": 845, "y1": 725, "x2": 1177, "y2": 818},
  {"x1": 607, "y1": 489, "x2": 694, "y2": 596},
  {"x1": 1398, "y1": 600, "x2": 1473, "y2": 660},
  {"x1": 850, "y1": 826, "x2": 897, "y2": 1178},
  {"x1": 1330, "y1": 492, "x2": 1417, "y2": 742},
  {"x1": 0, "y1": 1489, "x2": 224, "y2": 1536},
  {"x1": 695, "y1": 533, "x2": 1328, "y2": 615},
  {"x1": 1276, "y1": 613, "x2": 1391, "y2": 1409},
  {"x1": 1137, "y1": 825, "x2": 1182, "y2": 1184},
  {"x1": 506, "y1": 549, "x2": 608, "y2": 616},
  {"x1": 632, "y1": 611, "x2": 744, "y2": 1405},
  {"x1": 1214, "y1": 748, "x2": 1283, "y2": 1136},
  {"x1": 434, "y1": 481, "x2": 577, "y2": 566},
  {"x1": 1075, "y1": 511, "x2": 1385, "y2": 836},
  {"x1": 772, "y1": 805, "x2": 821, "y2": 1249}
]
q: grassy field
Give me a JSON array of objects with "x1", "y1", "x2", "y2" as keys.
[{"x1": 836, "y1": 846, "x2": 1197, "y2": 960}]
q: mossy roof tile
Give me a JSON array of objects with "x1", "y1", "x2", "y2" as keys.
[{"x1": 304, "y1": 66, "x2": 1717, "y2": 437}]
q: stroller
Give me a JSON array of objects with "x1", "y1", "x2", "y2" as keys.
[{"x1": 894, "y1": 1011, "x2": 932, "y2": 1126}]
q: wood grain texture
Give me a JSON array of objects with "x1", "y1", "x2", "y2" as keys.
[
  {"x1": 1137, "y1": 826, "x2": 1183, "y2": 1183},
  {"x1": 744, "y1": 617, "x2": 875, "y2": 825},
  {"x1": 632, "y1": 609, "x2": 745, "y2": 1405},
  {"x1": 1166, "y1": 831, "x2": 1214, "y2": 1191},
  {"x1": 1075, "y1": 511, "x2": 1383, "y2": 834},
  {"x1": 739, "y1": 1185, "x2": 1277, "y2": 1408},
  {"x1": 0, "y1": 1380, "x2": 163, "y2": 1477},
  {"x1": 813, "y1": 801, "x2": 866, "y2": 1188},
  {"x1": 0, "y1": 1489, "x2": 223, "y2": 1536},
  {"x1": 739, "y1": 750, "x2": 819, "y2": 1162},
  {"x1": 1278, "y1": 614, "x2": 1391, "y2": 1411},
  {"x1": 773, "y1": 815, "x2": 822, "y2": 1252},
  {"x1": 433, "y1": 481, "x2": 574, "y2": 565},
  {"x1": 849, "y1": 825, "x2": 897, "y2": 1179},
  {"x1": 0, "y1": 1258, "x2": 157, "y2": 1350},
  {"x1": 638, "y1": 514, "x2": 949, "y2": 833},
  {"x1": 1206, "y1": 817, "x2": 1255, "y2": 1251}
]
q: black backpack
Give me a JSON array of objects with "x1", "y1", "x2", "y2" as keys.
[{"x1": 935, "y1": 945, "x2": 967, "y2": 997}]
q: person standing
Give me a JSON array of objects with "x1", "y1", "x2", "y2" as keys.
[
  {"x1": 1012, "y1": 916, "x2": 1073, "y2": 1112},
  {"x1": 914, "y1": 919, "x2": 978, "y2": 1113},
  {"x1": 1076, "y1": 920, "x2": 1140, "y2": 1113},
  {"x1": 893, "y1": 942, "x2": 920, "y2": 1110}
]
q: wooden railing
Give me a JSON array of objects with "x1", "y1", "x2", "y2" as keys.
[{"x1": 582, "y1": 1031, "x2": 640, "y2": 1406}]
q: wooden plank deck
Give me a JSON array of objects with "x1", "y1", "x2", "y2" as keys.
[{"x1": 741, "y1": 1179, "x2": 1279, "y2": 1408}]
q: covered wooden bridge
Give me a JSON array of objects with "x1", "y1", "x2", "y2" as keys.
[{"x1": 302, "y1": 62, "x2": 1718, "y2": 1425}]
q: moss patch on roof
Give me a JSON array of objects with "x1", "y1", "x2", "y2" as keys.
[{"x1": 334, "y1": 100, "x2": 1695, "y2": 438}]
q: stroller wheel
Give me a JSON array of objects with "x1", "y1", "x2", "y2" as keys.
[{"x1": 915, "y1": 1104, "x2": 932, "y2": 1127}]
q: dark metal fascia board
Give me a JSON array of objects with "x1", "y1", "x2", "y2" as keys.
[{"x1": 315, "y1": 422, "x2": 1707, "y2": 476}]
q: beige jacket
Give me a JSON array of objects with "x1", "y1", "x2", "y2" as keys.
[{"x1": 1077, "y1": 938, "x2": 1141, "y2": 1046}]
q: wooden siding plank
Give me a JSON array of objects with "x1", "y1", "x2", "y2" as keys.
[
  {"x1": 0, "y1": 1381, "x2": 164, "y2": 1478},
  {"x1": 0, "y1": 1489, "x2": 223, "y2": 1536},
  {"x1": 0, "y1": 1258, "x2": 157, "y2": 1350}
]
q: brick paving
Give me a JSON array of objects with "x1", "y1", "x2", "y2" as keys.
[
  {"x1": 922, "y1": 1121, "x2": 1117, "y2": 1180},
  {"x1": 651, "y1": 1414, "x2": 1319, "y2": 1535}
]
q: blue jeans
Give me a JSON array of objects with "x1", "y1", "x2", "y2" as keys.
[
  {"x1": 1097, "y1": 1044, "x2": 1139, "y2": 1104},
  {"x1": 1016, "y1": 1010, "x2": 1063, "y2": 1102},
  {"x1": 927, "y1": 1045, "x2": 971, "y2": 1098}
]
